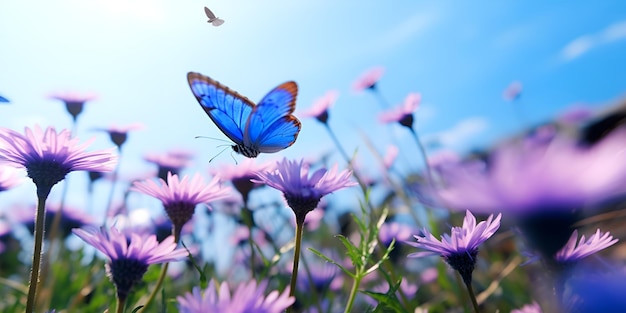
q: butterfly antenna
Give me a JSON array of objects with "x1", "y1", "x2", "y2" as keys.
[
  {"x1": 194, "y1": 135, "x2": 232, "y2": 144},
  {"x1": 229, "y1": 150, "x2": 238, "y2": 165},
  {"x1": 209, "y1": 145, "x2": 231, "y2": 163}
]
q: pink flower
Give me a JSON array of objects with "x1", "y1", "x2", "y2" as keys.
[
  {"x1": 49, "y1": 91, "x2": 98, "y2": 122},
  {"x1": 352, "y1": 66, "x2": 385, "y2": 92},
  {"x1": 301, "y1": 90, "x2": 339, "y2": 124},
  {"x1": 379, "y1": 93, "x2": 421, "y2": 126}
]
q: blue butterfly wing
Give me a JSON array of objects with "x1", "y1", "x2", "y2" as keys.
[
  {"x1": 0, "y1": 95, "x2": 8, "y2": 103},
  {"x1": 187, "y1": 72, "x2": 254, "y2": 145},
  {"x1": 244, "y1": 82, "x2": 301, "y2": 153}
]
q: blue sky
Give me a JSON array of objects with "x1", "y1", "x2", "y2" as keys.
[{"x1": 1, "y1": 1, "x2": 626, "y2": 225}]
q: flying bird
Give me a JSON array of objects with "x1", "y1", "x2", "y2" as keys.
[{"x1": 204, "y1": 7, "x2": 224, "y2": 27}]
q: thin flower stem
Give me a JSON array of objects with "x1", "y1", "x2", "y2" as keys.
[
  {"x1": 344, "y1": 275, "x2": 362, "y2": 313},
  {"x1": 372, "y1": 88, "x2": 390, "y2": 109},
  {"x1": 287, "y1": 220, "x2": 305, "y2": 313},
  {"x1": 409, "y1": 128, "x2": 435, "y2": 187},
  {"x1": 25, "y1": 194, "x2": 48, "y2": 313},
  {"x1": 464, "y1": 280, "x2": 480, "y2": 313}
]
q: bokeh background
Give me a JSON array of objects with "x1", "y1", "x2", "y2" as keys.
[{"x1": 1, "y1": 0, "x2": 626, "y2": 280}]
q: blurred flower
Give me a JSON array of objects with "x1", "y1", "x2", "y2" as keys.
[
  {"x1": 567, "y1": 266, "x2": 626, "y2": 313},
  {"x1": 94, "y1": 123, "x2": 143, "y2": 149},
  {"x1": 416, "y1": 128, "x2": 626, "y2": 258},
  {"x1": 295, "y1": 255, "x2": 341, "y2": 293},
  {"x1": 0, "y1": 165, "x2": 23, "y2": 191},
  {"x1": 511, "y1": 301, "x2": 542, "y2": 313},
  {"x1": 253, "y1": 158, "x2": 356, "y2": 223},
  {"x1": 378, "y1": 93, "x2": 421, "y2": 127},
  {"x1": 131, "y1": 172, "x2": 232, "y2": 240},
  {"x1": 379, "y1": 221, "x2": 415, "y2": 246},
  {"x1": 555, "y1": 229, "x2": 618, "y2": 263},
  {"x1": 558, "y1": 105, "x2": 594, "y2": 124},
  {"x1": 407, "y1": 210, "x2": 501, "y2": 285},
  {"x1": 49, "y1": 91, "x2": 97, "y2": 122},
  {"x1": 14, "y1": 204, "x2": 95, "y2": 239},
  {"x1": 210, "y1": 158, "x2": 269, "y2": 206},
  {"x1": 72, "y1": 226, "x2": 187, "y2": 301},
  {"x1": 301, "y1": 90, "x2": 339, "y2": 124},
  {"x1": 177, "y1": 279, "x2": 294, "y2": 313},
  {"x1": 503, "y1": 81, "x2": 522, "y2": 101},
  {"x1": 352, "y1": 66, "x2": 385, "y2": 92},
  {"x1": 144, "y1": 151, "x2": 191, "y2": 181},
  {"x1": 0, "y1": 125, "x2": 117, "y2": 198}
]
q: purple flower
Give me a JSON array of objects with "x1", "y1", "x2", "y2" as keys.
[
  {"x1": 177, "y1": 279, "x2": 294, "y2": 313},
  {"x1": 352, "y1": 66, "x2": 385, "y2": 92},
  {"x1": 49, "y1": 91, "x2": 97, "y2": 122},
  {"x1": 13, "y1": 204, "x2": 95, "y2": 239},
  {"x1": 301, "y1": 90, "x2": 339, "y2": 124},
  {"x1": 252, "y1": 158, "x2": 356, "y2": 223},
  {"x1": 407, "y1": 210, "x2": 501, "y2": 285},
  {"x1": 0, "y1": 165, "x2": 23, "y2": 191},
  {"x1": 0, "y1": 125, "x2": 117, "y2": 197},
  {"x1": 210, "y1": 158, "x2": 269, "y2": 206},
  {"x1": 144, "y1": 150, "x2": 192, "y2": 181},
  {"x1": 72, "y1": 226, "x2": 187, "y2": 301},
  {"x1": 417, "y1": 128, "x2": 626, "y2": 258},
  {"x1": 511, "y1": 302, "x2": 542, "y2": 313},
  {"x1": 555, "y1": 229, "x2": 618, "y2": 263},
  {"x1": 95, "y1": 123, "x2": 143, "y2": 149},
  {"x1": 131, "y1": 172, "x2": 232, "y2": 239},
  {"x1": 378, "y1": 93, "x2": 421, "y2": 127}
]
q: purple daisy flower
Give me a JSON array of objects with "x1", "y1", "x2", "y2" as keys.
[
  {"x1": 378, "y1": 93, "x2": 421, "y2": 127},
  {"x1": 72, "y1": 226, "x2": 187, "y2": 301},
  {"x1": 49, "y1": 91, "x2": 97, "y2": 122},
  {"x1": 407, "y1": 210, "x2": 501, "y2": 285},
  {"x1": 0, "y1": 125, "x2": 117, "y2": 198},
  {"x1": 252, "y1": 158, "x2": 356, "y2": 223},
  {"x1": 555, "y1": 229, "x2": 618, "y2": 263},
  {"x1": 300, "y1": 90, "x2": 339, "y2": 124},
  {"x1": 177, "y1": 279, "x2": 294, "y2": 313},
  {"x1": 210, "y1": 158, "x2": 269, "y2": 206},
  {"x1": 417, "y1": 127, "x2": 626, "y2": 258},
  {"x1": 131, "y1": 172, "x2": 232, "y2": 240},
  {"x1": 352, "y1": 66, "x2": 385, "y2": 92}
]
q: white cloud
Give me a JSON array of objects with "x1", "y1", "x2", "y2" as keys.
[
  {"x1": 560, "y1": 20, "x2": 626, "y2": 61},
  {"x1": 424, "y1": 117, "x2": 488, "y2": 149}
]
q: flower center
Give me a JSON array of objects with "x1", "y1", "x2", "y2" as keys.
[
  {"x1": 106, "y1": 258, "x2": 149, "y2": 301},
  {"x1": 26, "y1": 160, "x2": 71, "y2": 198}
]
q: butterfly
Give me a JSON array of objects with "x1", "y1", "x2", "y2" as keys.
[
  {"x1": 187, "y1": 72, "x2": 301, "y2": 158},
  {"x1": 204, "y1": 7, "x2": 224, "y2": 26}
]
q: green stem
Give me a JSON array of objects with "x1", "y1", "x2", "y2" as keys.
[
  {"x1": 25, "y1": 194, "x2": 48, "y2": 313},
  {"x1": 286, "y1": 220, "x2": 305, "y2": 313},
  {"x1": 344, "y1": 276, "x2": 362, "y2": 313},
  {"x1": 464, "y1": 280, "x2": 480, "y2": 313}
]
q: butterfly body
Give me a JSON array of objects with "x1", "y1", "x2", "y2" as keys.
[{"x1": 187, "y1": 72, "x2": 301, "y2": 158}]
